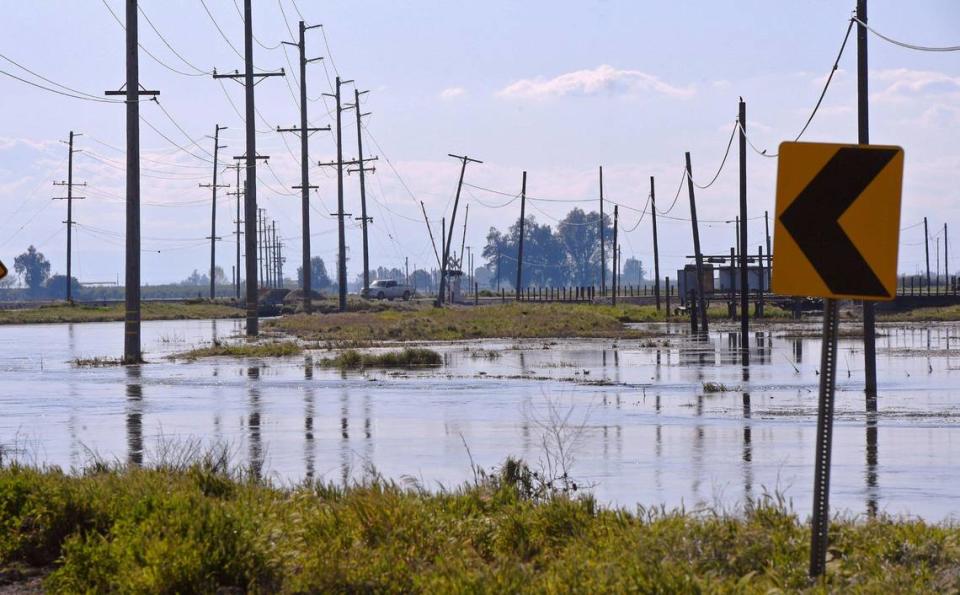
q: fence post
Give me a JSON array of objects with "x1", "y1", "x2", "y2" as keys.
[{"x1": 666, "y1": 277, "x2": 671, "y2": 320}]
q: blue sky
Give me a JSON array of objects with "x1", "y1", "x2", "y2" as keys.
[{"x1": 1, "y1": 0, "x2": 959, "y2": 284}]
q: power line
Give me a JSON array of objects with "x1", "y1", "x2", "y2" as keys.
[
  {"x1": 198, "y1": 0, "x2": 245, "y2": 60},
  {"x1": 853, "y1": 16, "x2": 960, "y2": 52},
  {"x1": 691, "y1": 120, "x2": 737, "y2": 189},
  {"x1": 794, "y1": 18, "x2": 855, "y2": 142},
  {"x1": 0, "y1": 67, "x2": 123, "y2": 104},
  {"x1": 230, "y1": 0, "x2": 283, "y2": 50},
  {"x1": 137, "y1": 5, "x2": 213, "y2": 74}
]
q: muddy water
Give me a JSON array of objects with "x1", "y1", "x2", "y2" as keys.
[{"x1": 1, "y1": 318, "x2": 958, "y2": 520}]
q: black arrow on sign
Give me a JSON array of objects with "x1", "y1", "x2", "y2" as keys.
[{"x1": 780, "y1": 147, "x2": 898, "y2": 298}]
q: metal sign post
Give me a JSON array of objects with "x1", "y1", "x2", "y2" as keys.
[{"x1": 810, "y1": 297, "x2": 839, "y2": 577}]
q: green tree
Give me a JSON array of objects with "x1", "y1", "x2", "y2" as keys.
[
  {"x1": 46, "y1": 275, "x2": 81, "y2": 299},
  {"x1": 14, "y1": 245, "x2": 51, "y2": 295},
  {"x1": 297, "y1": 256, "x2": 332, "y2": 290}
]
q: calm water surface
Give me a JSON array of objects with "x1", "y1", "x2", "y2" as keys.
[{"x1": 1, "y1": 318, "x2": 958, "y2": 520}]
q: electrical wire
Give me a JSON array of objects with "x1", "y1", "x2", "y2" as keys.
[
  {"x1": 691, "y1": 120, "x2": 737, "y2": 189},
  {"x1": 0, "y1": 67, "x2": 123, "y2": 104},
  {"x1": 99, "y1": 0, "x2": 209, "y2": 78},
  {"x1": 794, "y1": 18, "x2": 855, "y2": 142},
  {"x1": 853, "y1": 16, "x2": 960, "y2": 52},
  {"x1": 230, "y1": 0, "x2": 283, "y2": 50},
  {"x1": 656, "y1": 167, "x2": 688, "y2": 215},
  {"x1": 138, "y1": 5, "x2": 213, "y2": 74},
  {"x1": 198, "y1": 0, "x2": 245, "y2": 60}
]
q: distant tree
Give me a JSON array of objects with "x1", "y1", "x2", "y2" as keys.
[
  {"x1": 410, "y1": 269, "x2": 433, "y2": 291},
  {"x1": 557, "y1": 209, "x2": 612, "y2": 287},
  {"x1": 46, "y1": 275, "x2": 81, "y2": 299},
  {"x1": 213, "y1": 266, "x2": 226, "y2": 284},
  {"x1": 181, "y1": 269, "x2": 208, "y2": 286},
  {"x1": 622, "y1": 257, "x2": 645, "y2": 285},
  {"x1": 14, "y1": 245, "x2": 51, "y2": 295},
  {"x1": 297, "y1": 256, "x2": 332, "y2": 290},
  {"x1": 0, "y1": 274, "x2": 16, "y2": 289},
  {"x1": 474, "y1": 266, "x2": 493, "y2": 289}
]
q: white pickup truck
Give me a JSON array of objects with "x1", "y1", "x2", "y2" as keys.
[{"x1": 361, "y1": 279, "x2": 415, "y2": 301}]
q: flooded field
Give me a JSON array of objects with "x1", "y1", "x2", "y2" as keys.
[{"x1": 1, "y1": 318, "x2": 958, "y2": 521}]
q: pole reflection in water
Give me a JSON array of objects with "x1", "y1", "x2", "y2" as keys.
[
  {"x1": 654, "y1": 393, "x2": 662, "y2": 493},
  {"x1": 742, "y1": 389, "x2": 753, "y2": 501},
  {"x1": 340, "y1": 389, "x2": 350, "y2": 485},
  {"x1": 793, "y1": 338, "x2": 803, "y2": 364},
  {"x1": 247, "y1": 366, "x2": 263, "y2": 481},
  {"x1": 866, "y1": 397, "x2": 879, "y2": 517},
  {"x1": 304, "y1": 355, "x2": 315, "y2": 480},
  {"x1": 125, "y1": 364, "x2": 144, "y2": 467}
]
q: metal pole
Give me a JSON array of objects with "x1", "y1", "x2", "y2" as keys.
[
  {"x1": 738, "y1": 99, "x2": 750, "y2": 364},
  {"x1": 124, "y1": 0, "x2": 141, "y2": 361},
  {"x1": 946, "y1": 223, "x2": 950, "y2": 287},
  {"x1": 651, "y1": 176, "x2": 661, "y2": 311},
  {"x1": 67, "y1": 131, "x2": 74, "y2": 302},
  {"x1": 810, "y1": 298, "x2": 840, "y2": 577},
  {"x1": 764, "y1": 210, "x2": 771, "y2": 269},
  {"x1": 685, "y1": 152, "x2": 709, "y2": 335},
  {"x1": 205, "y1": 125, "x2": 226, "y2": 300},
  {"x1": 516, "y1": 171, "x2": 527, "y2": 300},
  {"x1": 858, "y1": 0, "x2": 878, "y2": 401},
  {"x1": 299, "y1": 22, "x2": 312, "y2": 310},
  {"x1": 236, "y1": 172, "x2": 242, "y2": 300}
]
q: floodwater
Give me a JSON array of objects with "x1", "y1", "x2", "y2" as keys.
[{"x1": 1, "y1": 318, "x2": 958, "y2": 521}]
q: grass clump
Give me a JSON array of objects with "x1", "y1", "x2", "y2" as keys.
[
  {"x1": 1, "y1": 460, "x2": 958, "y2": 592},
  {"x1": 318, "y1": 347, "x2": 442, "y2": 369},
  {"x1": 702, "y1": 382, "x2": 736, "y2": 393},
  {"x1": 0, "y1": 302, "x2": 243, "y2": 325},
  {"x1": 175, "y1": 340, "x2": 302, "y2": 361},
  {"x1": 71, "y1": 356, "x2": 124, "y2": 368}
]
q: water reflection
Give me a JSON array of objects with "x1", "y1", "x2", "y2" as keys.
[
  {"x1": 866, "y1": 398, "x2": 879, "y2": 518},
  {"x1": 304, "y1": 355, "x2": 315, "y2": 480},
  {"x1": 125, "y1": 365, "x2": 143, "y2": 466},
  {"x1": 247, "y1": 366, "x2": 263, "y2": 480}
]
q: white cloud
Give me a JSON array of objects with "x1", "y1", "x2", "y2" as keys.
[
  {"x1": 496, "y1": 65, "x2": 694, "y2": 100},
  {"x1": 439, "y1": 87, "x2": 466, "y2": 100},
  {"x1": 871, "y1": 68, "x2": 960, "y2": 103}
]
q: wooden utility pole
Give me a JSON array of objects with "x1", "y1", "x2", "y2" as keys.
[
  {"x1": 516, "y1": 171, "x2": 527, "y2": 300},
  {"x1": 738, "y1": 99, "x2": 750, "y2": 364},
  {"x1": 650, "y1": 176, "x2": 661, "y2": 311},
  {"x1": 685, "y1": 152, "x2": 709, "y2": 335},
  {"x1": 612, "y1": 204, "x2": 619, "y2": 305},
  {"x1": 104, "y1": 0, "x2": 159, "y2": 363},
  {"x1": 946, "y1": 223, "x2": 950, "y2": 287},
  {"x1": 200, "y1": 124, "x2": 229, "y2": 300},
  {"x1": 599, "y1": 166, "x2": 605, "y2": 296},
  {"x1": 924, "y1": 216, "x2": 931, "y2": 289},
  {"x1": 437, "y1": 154, "x2": 482, "y2": 306},
  {"x1": 53, "y1": 130, "x2": 85, "y2": 303},
  {"x1": 212, "y1": 0, "x2": 285, "y2": 335},
  {"x1": 227, "y1": 161, "x2": 244, "y2": 300},
  {"x1": 459, "y1": 204, "x2": 470, "y2": 274},
  {"x1": 278, "y1": 20, "x2": 327, "y2": 312},
  {"x1": 351, "y1": 88, "x2": 375, "y2": 294}
]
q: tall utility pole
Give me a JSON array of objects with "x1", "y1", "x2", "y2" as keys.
[
  {"x1": 53, "y1": 130, "x2": 86, "y2": 303},
  {"x1": 200, "y1": 124, "x2": 229, "y2": 300},
  {"x1": 857, "y1": 0, "x2": 878, "y2": 404},
  {"x1": 104, "y1": 0, "x2": 159, "y2": 363},
  {"x1": 516, "y1": 171, "x2": 527, "y2": 300},
  {"x1": 212, "y1": 0, "x2": 284, "y2": 336},
  {"x1": 738, "y1": 99, "x2": 750, "y2": 364},
  {"x1": 946, "y1": 223, "x2": 950, "y2": 288},
  {"x1": 764, "y1": 210, "x2": 772, "y2": 268},
  {"x1": 685, "y1": 152, "x2": 709, "y2": 335},
  {"x1": 227, "y1": 161, "x2": 244, "y2": 300},
  {"x1": 459, "y1": 204, "x2": 470, "y2": 273},
  {"x1": 612, "y1": 204, "x2": 619, "y2": 305},
  {"x1": 351, "y1": 88, "x2": 376, "y2": 294},
  {"x1": 650, "y1": 176, "x2": 661, "y2": 311},
  {"x1": 924, "y1": 216, "x2": 931, "y2": 288},
  {"x1": 599, "y1": 166, "x2": 606, "y2": 296},
  {"x1": 437, "y1": 154, "x2": 482, "y2": 306},
  {"x1": 278, "y1": 20, "x2": 328, "y2": 312},
  {"x1": 258, "y1": 209, "x2": 266, "y2": 287}
]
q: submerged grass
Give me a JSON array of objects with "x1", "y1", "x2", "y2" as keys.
[
  {"x1": 175, "y1": 340, "x2": 303, "y2": 361},
  {"x1": 0, "y1": 461, "x2": 958, "y2": 593},
  {"x1": 0, "y1": 302, "x2": 243, "y2": 325},
  {"x1": 318, "y1": 347, "x2": 442, "y2": 369},
  {"x1": 70, "y1": 356, "x2": 124, "y2": 368}
]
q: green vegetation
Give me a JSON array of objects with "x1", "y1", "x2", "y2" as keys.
[
  {"x1": 879, "y1": 304, "x2": 960, "y2": 322},
  {"x1": 175, "y1": 340, "x2": 303, "y2": 361},
  {"x1": 702, "y1": 382, "x2": 736, "y2": 393},
  {"x1": 0, "y1": 302, "x2": 243, "y2": 325},
  {"x1": 1, "y1": 461, "x2": 958, "y2": 592},
  {"x1": 318, "y1": 347, "x2": 442, "y2": 369},
  {"x1": 71, "y1": 356, "x2": 124, "y2": 368},
  {"x1": 270, "y1": 302, "x2": 668, "y2": 342}
]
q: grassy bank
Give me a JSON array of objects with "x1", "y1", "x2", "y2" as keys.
[
  {"x1": 879, "y1": 304, "x2": 960, "y2": 322},
  {"x1": 0, "y1": 462, "x2": 957, "y2": 592},
  {"x1": 0, "y1": 302, "x2": 243, "y2": 325},
  {"x1": 175, "y1": 340, "x2": 303, "y2": 361},
  {"x1": 270, "y1": 302, "x2": 671, "y2": 342}
]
